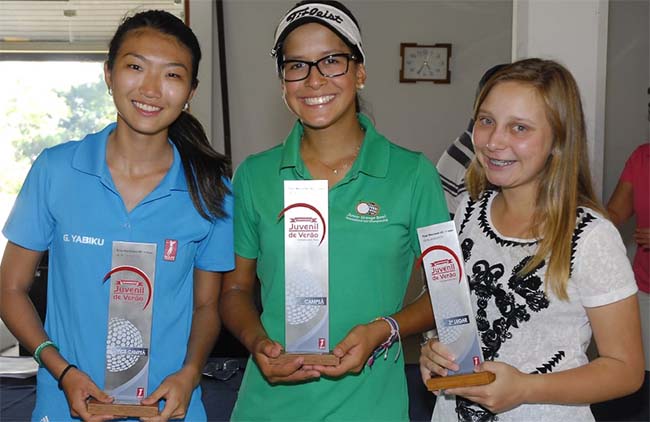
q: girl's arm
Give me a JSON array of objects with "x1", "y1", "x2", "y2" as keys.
[
  {"x1": 141, "y1": 268, "x2": 222, "y2": 420},
  {"x1": 220, "y1": 255, "x2": 320, "y2": 383},
  {"x1": 0, "y1": 242, "x2": 114, "y2": 421},
  {"x1": 316, "y1": 260, "x2": 436, "y2": 377},
  {"x1": 445, "y1": 294, "x2": 644, "y2": 413},
  {"x1": 606, "y1": 180, "x2": 634, "y2": 226}
]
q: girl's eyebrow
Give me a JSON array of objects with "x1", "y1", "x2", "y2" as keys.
[{"x1": 122, "y1": 52, "x2": 189, "y2": 70}]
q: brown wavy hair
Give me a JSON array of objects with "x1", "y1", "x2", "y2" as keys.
[{"x1": 465, "y1": 58, "x2": 604, "y2": 299}]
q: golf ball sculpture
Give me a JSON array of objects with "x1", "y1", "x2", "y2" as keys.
[{"x1": 106, "y1": 317, "x2": 144, "y2": 372}]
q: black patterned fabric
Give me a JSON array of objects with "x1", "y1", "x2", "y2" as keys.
[{"x1": 431, "y1": 191, "x2": 637, "y2": 422}]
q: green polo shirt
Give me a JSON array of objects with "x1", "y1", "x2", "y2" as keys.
[{"x1": 231, "y1": 114, "x2": 448, "y2": 421}]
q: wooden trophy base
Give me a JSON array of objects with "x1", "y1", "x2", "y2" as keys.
[
  {"x1": 272, "y1": 353, "x2": 340, "y2": 366},
  {"x1": 87, "y1": 398, "x2": 159, "y2": 417},
  {"x1": 426, "y1": 371, "x2": 495, "y2": 391}
]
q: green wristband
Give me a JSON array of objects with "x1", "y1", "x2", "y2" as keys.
[{"x1": 33, "y1": 340, "x2": 58, "y2": 366}]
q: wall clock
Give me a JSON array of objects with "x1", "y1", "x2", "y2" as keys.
[{"x1": 400, "y1": 43, "x2": 451, "y2": 83}]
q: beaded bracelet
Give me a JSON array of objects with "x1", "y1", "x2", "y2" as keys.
[
  {"x1": 57, "y1": 364, "x2": 77, "y2": 390},
  {"x1": 366, "y1": 316, "x2": 402, "y2": 368},
  {"x1": 33, "y1": 340, "x2": 59, "y2": 366}
]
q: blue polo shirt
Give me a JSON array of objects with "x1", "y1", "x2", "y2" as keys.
[{"x1": 3, "y1": 123, "x2": 234, "y2": 421}]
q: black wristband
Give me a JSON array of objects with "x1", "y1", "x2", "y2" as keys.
[{"x1": 57, "y1": 364, "x2": 77, "y2": 390}]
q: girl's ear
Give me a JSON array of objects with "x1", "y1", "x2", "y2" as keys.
[
  {"x1": 104, "y1": 61, "x2": 113, "y2": 93},
  {"x1": 356, "y1": 63, "x2": 367, "y2": 88}
]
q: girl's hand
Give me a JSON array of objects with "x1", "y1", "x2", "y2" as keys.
[
  {"x1": 634, "y1": 227, "x2": 650, "y2": 250},
  {"x1": 140, "y1": 366, "x2": 198, "y2": 422},
  {"x1": 252, "y1": 336, "x2": 320, "y2": 384},
  {"x1": 314, "y1": 321, "x2": 388, "y2": 378},
  {"x1": 419, "y1": 338, "x2": 459, "y2": 384},
  {"x1": 60, "y1": 367, "x2": 115, "y2": 422},
  {"x1": 446, "y1": 361, "x2": 525, "y2": 414}
]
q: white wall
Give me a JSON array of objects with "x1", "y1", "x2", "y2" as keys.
[
  {"x1": 221, "y1": 0, "x2": 512, "y2": 169},
  {"x1": 603, "y1": 0, "x2": 649, "y2": 250},
  {"x1": 603, "y1": 0, "x2": 649, "y2": 201},
  {"x1": 513, "y1": 0, "x2": 609, "y2": 197},
  {"x1": 189, "y1": 0, "x2": 223, "y2": 152}
]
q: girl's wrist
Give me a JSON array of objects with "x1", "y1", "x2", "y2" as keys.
[
  {"x1": 368, "y1": 319, "x2": 392, "y2": 347},
  {"x1": 366, "y1": 316, "x2": 402, "y2": 368},
  {"x1": 179, "y1": 363, "x2": 203, "y2": 387}
]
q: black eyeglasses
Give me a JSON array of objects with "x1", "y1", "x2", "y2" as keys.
[
  {"x1": 202, "y1": 359, "x2": 244, "y2": 381},
  {"x1": 280, "y1": 53, "x2": 358, "y2": 82}
]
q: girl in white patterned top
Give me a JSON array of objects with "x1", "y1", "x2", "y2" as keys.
[{"x1": 420, "y1": 58, "x2": 645, "y2": 422}]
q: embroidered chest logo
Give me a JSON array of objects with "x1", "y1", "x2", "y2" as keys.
[
  {"x1": 345, "y1": 201, "x2": 388, "y2": 223},
  {"x1": 355, "y1": 201, "x2": 380, "y2": 216},
  {"x1": 164, "y1": 239, "x2": 178, "y2": 261}
]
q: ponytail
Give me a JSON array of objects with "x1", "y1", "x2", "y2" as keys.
[{"x1": 169, "y1": 111, "x2": 231, "y2": 220}]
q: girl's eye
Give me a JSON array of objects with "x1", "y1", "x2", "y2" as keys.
[
  {"x1": 323, "y1": 56, "x2": 340, "y2": 65},
  {"x1": 167, "y1": 72, "x2": 181, "y2": 79},
  {"x1": 289, "y1": 62, "x2": 305, "y2": 71},
  {"x1": 478, "y1": 117, "x2": 493, "y2": 126},
  {"x1": 127, "y1": 64, "x2": 141, "y2": 71},
  {"x1": 513, "y1": 124, "x2": 528, "y2": 133}
]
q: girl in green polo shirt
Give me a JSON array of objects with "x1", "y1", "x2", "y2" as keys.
[{"x1": 220, "y1": 1, "x2": 448, "y2": 421}]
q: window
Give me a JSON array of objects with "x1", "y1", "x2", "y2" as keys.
[{"x1": 0, "y1": 1, "x2": 186, "y2": 258}]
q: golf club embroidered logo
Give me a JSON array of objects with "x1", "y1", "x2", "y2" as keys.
[
  {"x1": 346, "y1": 201, "x2": 387, "y2": 223},
  {"x1": 163, "y1": 239, "x2": 178, "y2": 261},
  {"x1": 355, "y1": 201, "x2": 380, "y2": 216}
]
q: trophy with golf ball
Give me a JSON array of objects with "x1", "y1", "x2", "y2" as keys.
[
  {"x1": 88, "y1": 241, "x2": 159, "y2": 417},
  {"x1": 274, "y1": 180, "x2": 338, "y2": 366},
  {"x1": 417, "y1": 221, "x2": 495, "y2": 390}
]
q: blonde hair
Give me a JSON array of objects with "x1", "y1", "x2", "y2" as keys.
[{"x1": 465, "y1": 58, "x2": 604, "y2": 300}]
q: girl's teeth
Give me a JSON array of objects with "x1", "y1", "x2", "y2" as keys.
[
  {"x1": 490, "y1": 159, "x2": 515, "y2": 167},
  {"x1": 134, "y1": 101, "x2": 161, "y2": 112},
  {"x1": 304, "y1": 95, "x2": 334, "y2": 105}
]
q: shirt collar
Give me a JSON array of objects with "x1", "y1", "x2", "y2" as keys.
[
  {"x1": 72, "y1": 123, "x2": 188, "y2": 192},
  {"x1": 278, "y1": 113, "x2": 390, "y2": 178}
]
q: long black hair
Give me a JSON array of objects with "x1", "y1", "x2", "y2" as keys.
[{"x1": 107, "y1": 10, "x2": 231, "y2": 220}]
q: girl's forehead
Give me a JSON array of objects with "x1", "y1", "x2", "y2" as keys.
[
  {"x1": 282, "y1": 23, "x2": 349, "y2": 54},
  {"x1": 117, "y1": 28, "x2": 193, "y2": 64}
]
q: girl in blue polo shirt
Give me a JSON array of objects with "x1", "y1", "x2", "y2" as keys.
[{"x1": 1, "y1": 10, "x2": 233, "y2": 422}]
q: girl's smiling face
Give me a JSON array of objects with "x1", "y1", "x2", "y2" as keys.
[
  {"x1": 105, "y1": 28, "x2": 195, "y2": 138},
  {"x1": 472, "y1": 80, "x2": 553, "y2": 197},
  {"x1": 280, "y1": 23, "x2": 365, "y2": 130}
]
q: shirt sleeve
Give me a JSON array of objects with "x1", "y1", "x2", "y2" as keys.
[
  {"x1": 572, "y1": 216, "x2": 638, "y2": 308},
  {"x1": 2, "y1": 149, "x2": 54, "y2": 251},
  {"x1": 195, "y1": 177, "x2": 235, "y2": 272},
  {"x1": 232, "y1": 159, "x2": 260, "y2": 259},
  {"x1": 409, "y1": 153, "x2": 451, "y2": 254}
]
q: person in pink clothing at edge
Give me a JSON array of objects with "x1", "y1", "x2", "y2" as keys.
[{"x1": 607, "y1": 141, "x2": 650, "y2": 375}]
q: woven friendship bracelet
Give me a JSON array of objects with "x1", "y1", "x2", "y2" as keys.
[
  {"x1": 367, "y1": 316, "x2": 402, "y2": 368},
  {"x1": 33, "y1": 340, "x2": 58, "y2": 366}
]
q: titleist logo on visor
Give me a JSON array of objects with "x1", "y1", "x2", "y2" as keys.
[{"x1": 285, "y1": 6, "x2": 344, "y2": 24}]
